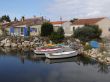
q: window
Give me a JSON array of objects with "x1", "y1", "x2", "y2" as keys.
[{"x1": 30, "y1": 28, "x2": 37, "y2": 32}]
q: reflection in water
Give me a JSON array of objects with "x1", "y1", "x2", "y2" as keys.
[
  {"x1": 78, "y1": 55, "x2": 97, "y2": 65},
  {"x1": 45, "y1": 57, "x2": 78, "y2": 64},
  {"x1": 0, "y1": 48, "x2": 109, "y2": 74},
  {"x1": 98, "y1": 63, "x2": 109, "y2": 74},
  {"x1": 0, "y1": 48, "x2": 110, "y2": 82}
]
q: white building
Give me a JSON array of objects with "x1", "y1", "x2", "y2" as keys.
[{"x1": 63, "y1": 17, "x2": 110, "y2": 37}]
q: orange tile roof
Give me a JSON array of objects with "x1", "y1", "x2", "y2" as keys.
[
  {"x1": 50, "y1": 21, "x2": 66, "y2": 25},
  {"x1": 72, "y1": 17, "x2": 105, "y2": 25}
]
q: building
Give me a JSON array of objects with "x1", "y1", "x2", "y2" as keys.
[
  {"x1": 2, "y1": 17, "x2": 47, "y2": 36},
  {"x1": 2, "y1": 17, "x2": 66, "y2": 36},
  {"x1": 50, "y1": 21, "x2": 66, "y2": 32},
  {"x1": 63, "y1": 17, "x2": 110, "y2": 37}
]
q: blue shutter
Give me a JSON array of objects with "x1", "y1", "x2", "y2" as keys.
[
  {"x1": 23, "y1": 27, "x2": 28, "y2": 36},
  {"x1": 10, "y1": 27, "x2": 14, "y2": 33}
]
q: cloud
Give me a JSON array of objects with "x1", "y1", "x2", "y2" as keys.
[{"x1": 47, "y1": 0, "x2": 110, "y2": 20}]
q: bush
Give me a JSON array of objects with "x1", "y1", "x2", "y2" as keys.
[
  {"x1": 41, "y1": 22, "x2": 54, "y2": 37},
  {"x1": 74, "y1": 25, "x2": 102, "y2": 42},
  {"x1": 50, "y1": 32, "x2": 64, "y2": 43},
  {"x1": 57, "y1": 27, "x2": 65, "y2": 35},
  {"x1": 84, "y1": 44, "x2": 92, "y2": 50}
]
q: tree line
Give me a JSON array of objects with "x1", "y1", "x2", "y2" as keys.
[
  {"x1": 0, "y1": 15, "x2": 11, "y2": 22},
  {"x1": 0, "y1": 15, "x2": 26, "y2": 23}
]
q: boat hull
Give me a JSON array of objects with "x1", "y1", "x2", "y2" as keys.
[
  {"x1": 34, "y1": 48, "x2": 63, "y2": 54},
  {"x1": 45, "y1": 51, "x2": 78, "y2": 59}
]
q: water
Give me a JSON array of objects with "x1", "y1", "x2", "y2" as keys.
[{"x1": 0, "y1": 48, "x2": 110, "y2": 82}]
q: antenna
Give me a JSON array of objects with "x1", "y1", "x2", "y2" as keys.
[{"x1": 60, "y1": 16, "x2": 62, "y2": 26}]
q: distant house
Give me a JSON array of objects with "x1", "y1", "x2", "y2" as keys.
[
  {"x1": 50, "y1": 21, "x2": 66, "y2": 32},
  {"x1": 2, "y1": 17, "x2": 47, "y2": 36},
  {"x1": 63, "y1": 17, "x2": 110, "y2": 37}
]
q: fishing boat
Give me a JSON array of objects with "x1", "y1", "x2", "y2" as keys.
[{"x1": 45, "y1": 51, "x2": 78, "y2": 59}]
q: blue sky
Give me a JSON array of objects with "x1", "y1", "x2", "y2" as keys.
[
  {"x1": 0, "y1": 0, "x2": 54, "y2": 20},
  {"x1": 0, "y1": 0, "x2": 110, "y2": 21}
]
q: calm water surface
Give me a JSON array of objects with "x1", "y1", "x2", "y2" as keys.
[{"x1": 0, "y1": 48, "x2": 110, "y2": 82}]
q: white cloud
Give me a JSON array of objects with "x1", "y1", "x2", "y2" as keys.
[{"x1": 47, "y1": 0, "x2": 110, "y2": 20}]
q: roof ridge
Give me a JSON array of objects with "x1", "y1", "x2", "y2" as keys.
[
  {"x1": 77, "y1": 17, "x2": 105, "y2": 20},
  {"x1": 72, "y1": 17, "x2": 106, "y2": 25}
]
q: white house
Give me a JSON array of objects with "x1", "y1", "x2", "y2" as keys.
[
  {"x1": 50, "y1": 21, "x2": 66, "y2": 32},
  {"x1": 63, "y1": 17, "x2": 110, "y2": 37}
]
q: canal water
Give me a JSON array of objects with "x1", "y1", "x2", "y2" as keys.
[{"x1": 0, "y1": 48, "x2": 110, "y2": 82}]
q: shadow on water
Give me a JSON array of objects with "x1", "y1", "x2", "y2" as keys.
[{"x1": 0, "y1": 47, "x2": 110, "y2": 74}]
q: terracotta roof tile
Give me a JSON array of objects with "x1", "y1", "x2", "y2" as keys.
[
  {"x1": 50, "y1": 21, "x2": 66, "y2": 25},
  {"x1": 72, "y1": 17, "x2": 105, "y2": 25}
]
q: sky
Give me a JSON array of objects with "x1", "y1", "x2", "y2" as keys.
[{"x1": 0, "y1": 0, "x2": 110, "y2": 21}]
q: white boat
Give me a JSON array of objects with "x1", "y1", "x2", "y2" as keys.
[
  {"x1": 45, "y1": 51, "x2": 78, "y2": 59},
  {"x1": 34, "y1": 47, "x2": 63, "y2": 54}
]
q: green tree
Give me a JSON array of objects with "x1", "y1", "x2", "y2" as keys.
[
  {"x1": 21, "y1": 16, "x2": 25, "y2": 21},
  {"x1": 14, "y1": 17, "x2": 18, "y2": 22},
  {"x1": 74, "y1": 25, "x2": 102, "y2": 42},
  {"x1": 41, "y1": 22, "x2": 54, "y2": 37},
  {"x1": 50, "y1": 32, "x2": 64, "y2": 43},
  {"x1": 70, "y1": 18, "x2": 78, "y2": 23},
  {"x1": 0, "y1": 15, "x2": 11, "y2": 22},
  {"x1": 50, "y1": 27, "x2": 65, "y2": 43},
  {"x1": 57, "y1": 26, "x2": 65, "y2": 35}
]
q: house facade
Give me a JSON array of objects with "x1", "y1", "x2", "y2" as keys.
[
  {"x1": 2, "y1": 17, "x2": 66, "y2": 36},
  {"x1": 63, "y1": 17, "x2": 110, "y2": 37},
  {"x1": 2, "y1": 17, "x2": 47, "y2": 36}
]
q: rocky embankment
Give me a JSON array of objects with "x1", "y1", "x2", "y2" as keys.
[
  {"x1": 67, "y1": 37, "x2": 110, "y2": 65},
  {"x1": 0, "y1": 37, "x2": 43, "y2": 49},
  {"x1": 81, "y1": 43, "x2": 110, "y2": 65}
]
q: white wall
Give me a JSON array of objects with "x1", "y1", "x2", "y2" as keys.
[
  {"x1": 96, "y1": 18, "x2": 110, "y2": 37},
  {"x1": 62, "y1": 21, "x2": 73, "y2": 36},
  {"x1": 31, "y1": 25, "x2": 41, "y2": 36},
  {"x1": 62, "y1": 21, "x2": 84, "y2": 36}
]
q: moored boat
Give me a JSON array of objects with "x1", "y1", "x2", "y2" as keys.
[
  {"x1": 45, "y1": 51, "x2": 78, "y2": 59},
  {"x1": 34, "y1": 47, "x2": 63, "y2": 54}
]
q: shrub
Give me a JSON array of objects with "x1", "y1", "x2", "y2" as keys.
[
  {"x1": 57, "y1": 27, "x2": 65, "y2": 35},
  {"x1": 74, "y1": 25, "x2": 102, "y2": 42},
  {"x1": 50, "y1": 32, "x2": 64, "y2": 43},
  {"x1": 84, "y1": 44, "x2": 92, "y2": 50}
]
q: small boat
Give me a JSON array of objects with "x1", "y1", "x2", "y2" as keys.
[
  {"x1": 34, "y1": 47, "x2": 63, "y2": 54},
  {"x1": 45, "y1": 51, "x2": 78, "y2": 59}
]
